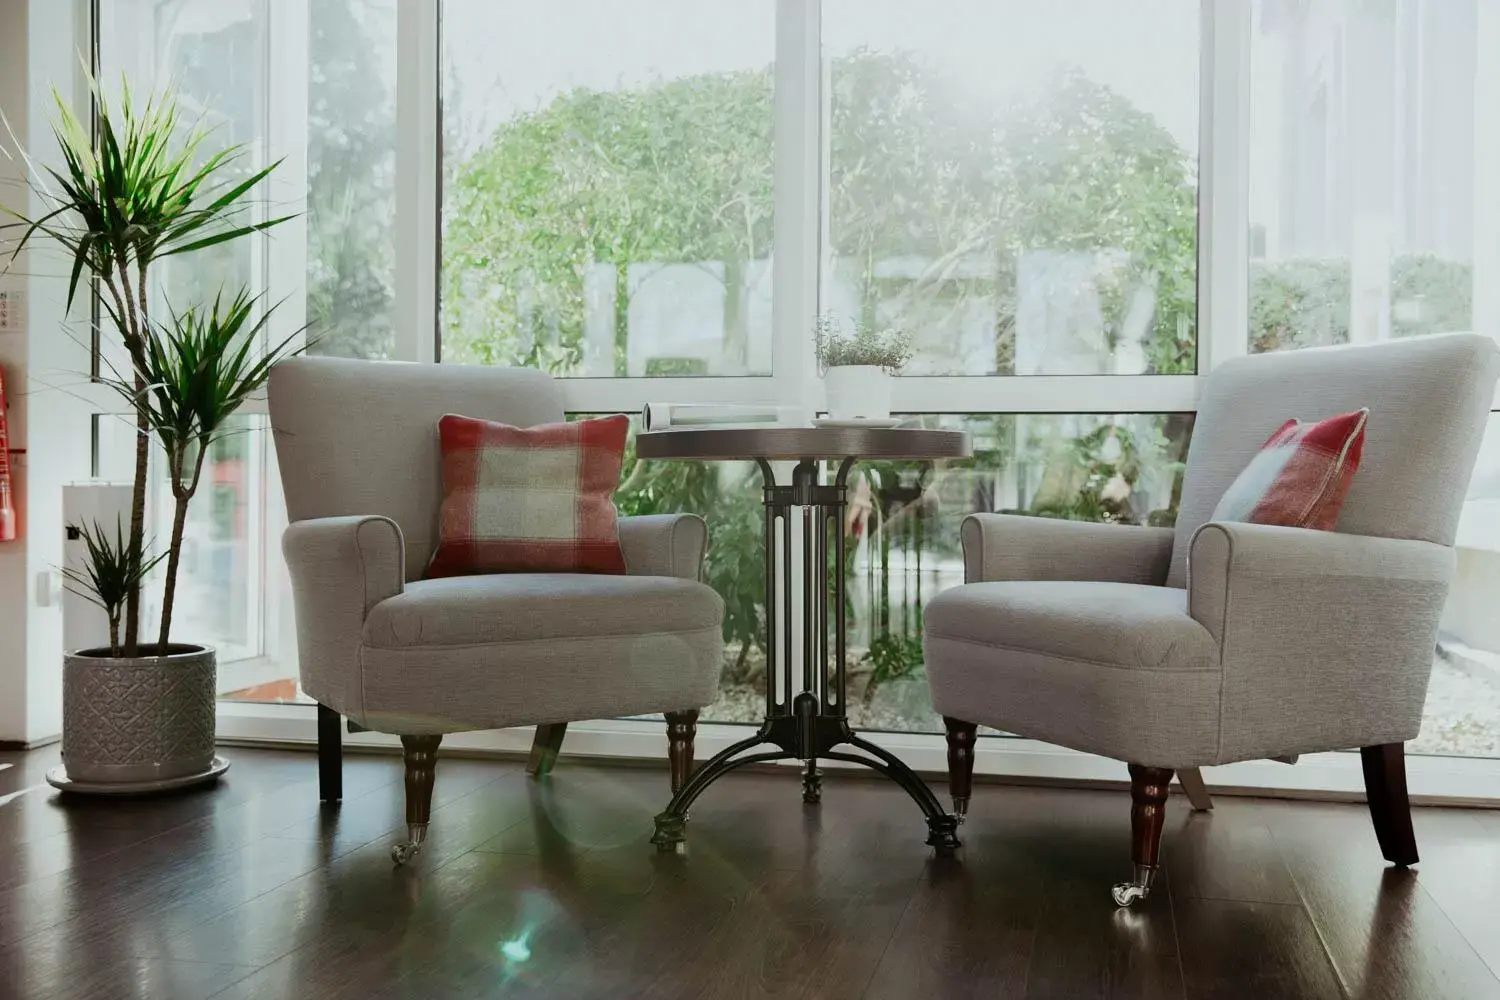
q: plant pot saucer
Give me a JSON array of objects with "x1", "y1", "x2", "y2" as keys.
[{"x1": 45, "y1": 755, "x2": 230, "y2": 796}]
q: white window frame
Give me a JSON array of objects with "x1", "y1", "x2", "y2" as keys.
[{"x1": 73, "y1": 0, "x2": 1499, "y2": 800}]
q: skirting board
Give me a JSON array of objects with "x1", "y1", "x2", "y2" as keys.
[
  {"x1": 0, "y1": 734, "x2": 62, "y2": 751},
  {"x1": 214, "y1": 734, "x2": 1500, "y2": 810},
  {"x1": 214, "y1": 702, "x2": 1500, "y2": 807}
]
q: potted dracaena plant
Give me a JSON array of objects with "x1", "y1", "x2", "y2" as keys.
[
  {"x1": 813, "y1": 314, "x2": 914, "y2": 422},
  {"x1": 1, "y1": 83, "x2": 302, "y2": 792}
]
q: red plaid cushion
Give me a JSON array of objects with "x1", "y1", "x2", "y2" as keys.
[
  {"x1": 426, "y1": 413, "x2": 629, "y2": 578},
  {"x1": 1211, "y1": 408, "x2": 1368, "y2": 529}
]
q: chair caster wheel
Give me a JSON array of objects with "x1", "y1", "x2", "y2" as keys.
[
  {"x1": 390, "y1": 823, "x2": 427, "y2": 866},
  {"x1": 1111, "y1": 864, "x2": 1157, "y2": 907}
]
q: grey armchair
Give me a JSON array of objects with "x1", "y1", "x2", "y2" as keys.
[
  {"x1": 269, "y1": 358, "x2": 724, "y2": 863},
  {"x1": 924, "y1": 333, "x2": 1500, "y2": 905}
]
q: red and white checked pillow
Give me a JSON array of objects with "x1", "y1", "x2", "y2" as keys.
[
  {"x1": 1210, "y1": 408, "x2": 1368, "y2": 529},
  {"x1": 426, "y1": 413, "x2": 629, "y2": 578}
]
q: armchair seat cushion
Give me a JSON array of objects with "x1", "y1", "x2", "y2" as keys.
[
  {"x1": 924, "y1": 581, "x2": 1224, "y2": 766},
  {"x1": 924, "y1": 581, "x2": 1218, "y2": 673},
  {"x1": 355, "y1": 574, "x2": 725, "y2": 734},
  {"x1": 365, "y1": 573, "x2": 721, "y2": 648}
]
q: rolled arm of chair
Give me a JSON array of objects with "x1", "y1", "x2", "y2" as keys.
[
  {"x1": 618, "y1": 513, "x2": 708, "y2": 580},
  {"x1": 281, "y1": 515, "x2": 406, "y2": 713},
  {"x1": 960, "y1": 512, "x2": 1175, "y2": 585},
  {"x1": 1187, "y1": 521, "x2": 1454, "y2": 761}
]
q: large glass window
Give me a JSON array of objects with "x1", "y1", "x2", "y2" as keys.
[
  {"x1": 306, "y1": 0, "x2": 398, "y2": 360},
  {"x1": 1246, "y1": 0, "x2": 1499, "y2": 758},
  {"x1": 1418, "y1": 414, "x2": 1500, "y2": 758},
  {"x1": 823, "y1": 1, "x2": 1201, "y2": 376},
  {"x1": 440, "y1": 1, "x2": 776, "y2": 376},
  {"x1": 80, "y1": 2, "x2": 1500, "y2": 772},
  {"x1": 94, "y1": 0, "x2": 395, "y2": 701},
  {"x1": 97, "y1": 0, "x2": 267, "y2": 374},
  {"x1": 1248, "y1": 0, "x2": 1484, "y2": 352}
]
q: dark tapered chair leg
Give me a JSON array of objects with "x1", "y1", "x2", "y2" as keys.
[
  {"x1": 391, "y1": 735, "x2": 442, "y2": 866},
  {"x1": 943, "y1": 717, "x2": 978, "y2": 822},
  {"x1": 1362, "y1": 743, "x2": 1419, "y2": 867},
  {"x1": 527, "y1": 723, "x2": 568, "y2": 780},
  {"x1": 1113, "y1": 764, "x2": 1174, "y2": 907},
  {"x1": 317, "y1": 703, "x2": 342, "y2": 802},
  {"x1": 664, "y1": 710, "x2": 698, "y2": 794}
]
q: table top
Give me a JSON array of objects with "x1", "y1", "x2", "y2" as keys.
[{"x1": 636, "y1": 426, "x2": 971, "y2": 462}]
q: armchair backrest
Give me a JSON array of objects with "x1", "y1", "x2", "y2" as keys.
[
  {"x1": 1167, "y1": 333, "x2": 1500, "y2": 587},
  {"x1": 268, "y1": 357, "x2": 564, "y2": 580}
]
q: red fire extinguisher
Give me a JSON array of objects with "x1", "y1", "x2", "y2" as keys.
[{"x1": 0, "y1": 364, "x2": 15, "y2": 541}]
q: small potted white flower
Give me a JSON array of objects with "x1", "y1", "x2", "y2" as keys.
[{"x1": 814, "y1": 315, "x2": 914, "y2": 421}]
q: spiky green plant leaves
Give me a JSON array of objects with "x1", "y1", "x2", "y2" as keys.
[
  {"x1": 60, "y1": 519, "x2": 167, "y2": 657},
  {"x1": 1, "y1": 79, "x2": 296, "y2": 655}
]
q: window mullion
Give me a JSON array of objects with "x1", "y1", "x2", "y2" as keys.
[
  {"x1": 894, "y1": 375, "x2": 1200, "y2": 416},
  {"x1": 1475, "y1": 1, "x2": 1500, "y2": 354},
  {"x1": 1198, "y1": 0, "x2": 1251, "y2": 376},
  {"x1": 771, "y1": 0, "x2": 821, "y2": 419},
  {"x1": 396, "y1": 0, "x2": 439, "y2": 364},
  {"x1": 265, "y1": 0, "x2": 308, "y2": 357}
]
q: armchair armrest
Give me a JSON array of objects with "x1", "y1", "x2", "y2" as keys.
[
  {"x1": 1187, "y1": 521, "x2": 1454, "y2": 761},
  {"x1": 281, "y1": 515, "x2": 406, "y2": 714},
  {"x1": 618, "y1": 514, "x2": 708, "y2": 580},
  {"x1": 960, "y1": 513, "x2": 1175, "y2": 585}
]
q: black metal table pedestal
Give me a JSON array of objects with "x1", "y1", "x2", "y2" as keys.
[{"x1": 650, "y1": 457, "x2": 961, "y2": 856}]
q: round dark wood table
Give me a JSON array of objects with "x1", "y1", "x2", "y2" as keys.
[{"x1": 636, "y1": 425, "x2": 972, "y2": 855}]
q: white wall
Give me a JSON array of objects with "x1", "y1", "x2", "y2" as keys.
[
  {"x1": 26, "y1": 0, "x2": 94, "y2": 744},
  {"x1": 0, "y1": 0, "x2": 30, "y2": 742},
  {"x1": 0, "y1": 0, "x2": 93, "y2": 744}
]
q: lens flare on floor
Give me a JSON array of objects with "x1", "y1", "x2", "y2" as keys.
[{"x1": 499, "y1": 935, "x2": 532, "y2": 964}]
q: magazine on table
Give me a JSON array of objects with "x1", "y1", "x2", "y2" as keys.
[{"x1": 641, "y1": 403, "x2": 801, "y2": 431}]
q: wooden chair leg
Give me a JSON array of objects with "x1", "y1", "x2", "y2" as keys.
[
  {"x1": 1178, "y1": 766, "x2": 1213, "y2": 812},
  {"x1": 1361, "y1": 743, "x2": 1419, "y2": 867},
  {"x1": 317, "y1": 703, "x2": 342, "y2": 802},
  {"x1": 1113, "y1": 764, "x2": 1174, "y2": 907},
  {"x1": 391, "y1": 735, "x2": 442, "y2": 865},
  {"x1": 527, "y1": 723, "x2": 568, "y2": 780},
  {"x1": 943, "y1": 717, "x2": 978, "y2": 822},
  {"x1": 664, "y1": 710, "x2": 699, "y2": 794}
]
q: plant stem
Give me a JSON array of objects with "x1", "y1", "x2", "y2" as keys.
[
  {"x1": 157, "y1": 494, "x2": 188, "y2": 656},
  {"x1": 157, "y1": 443, "x2": 207, "y2": 653},
  {"x1": 110, "y1": 266, "x2": 149, "y2": 657}
]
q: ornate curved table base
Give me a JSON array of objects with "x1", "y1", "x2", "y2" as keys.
[{"x1": 634, "y1": 439, "x2": 968, "y2": 858}]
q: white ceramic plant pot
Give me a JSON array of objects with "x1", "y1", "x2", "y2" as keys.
[
  {"x1": 824, "y1": 365, "x2": 891, "y2": 420},
  {"x1": 61, "y1": 643, "x2": 218, "y2": 786}
]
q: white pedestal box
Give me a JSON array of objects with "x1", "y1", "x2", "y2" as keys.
[{"x1": 62, "y1": 482, "x2": 133, "y2": 654}]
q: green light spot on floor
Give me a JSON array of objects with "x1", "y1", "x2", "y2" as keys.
[{"x1": 500, "y1": 937, "x2": 532, "y2": 964}]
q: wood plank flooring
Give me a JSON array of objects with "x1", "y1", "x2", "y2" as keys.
[{"x1": 1, "y1": 745, "x2": 1497, "y2": 999}]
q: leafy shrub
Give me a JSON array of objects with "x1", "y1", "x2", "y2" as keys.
[{"x1": 1248, "y1": 254, "x2": 1471, "y2": 354}]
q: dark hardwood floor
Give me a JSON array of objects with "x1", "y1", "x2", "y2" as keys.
[{"x1": 1, "y1": 745, "x2": 1497, "y2": 1000}]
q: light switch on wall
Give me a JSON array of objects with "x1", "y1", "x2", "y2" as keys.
[{"x1": 0, "y1": 289, "x2": 25, "y2": 333}]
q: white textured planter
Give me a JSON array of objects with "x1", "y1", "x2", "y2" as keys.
[
  {"x1": 61, "y1": 644, "x2": 218, "y2": 785},
  {"x1": 824, "y1": 365, "x2": 892, "y2": 420}
]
